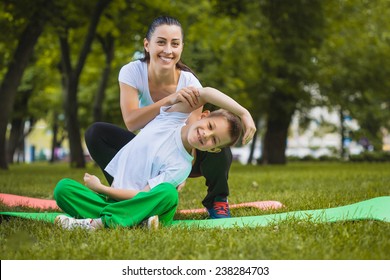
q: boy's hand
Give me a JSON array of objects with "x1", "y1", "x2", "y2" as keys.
[
  {"x1": 170, "y1": 86, "x2": 200, "y2": 108},
  {"x1": 241, "y1": 112, "x2": 257, "y2": 145},
  {"x1": 83, "y1": 173, "x2": 104, "y2": 193}
]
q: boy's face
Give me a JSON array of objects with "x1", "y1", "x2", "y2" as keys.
[{"x1": 187, "y1": 114, "x2": 232, "y2": 153}]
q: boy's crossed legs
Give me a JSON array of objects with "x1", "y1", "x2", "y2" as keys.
[{"x1": 54, "y1": 178, "x2": 178, "y2": 230}]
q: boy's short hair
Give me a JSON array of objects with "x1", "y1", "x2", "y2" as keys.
[{"x1": 208, "y1": 109, "x2": 243, "y2": 148}]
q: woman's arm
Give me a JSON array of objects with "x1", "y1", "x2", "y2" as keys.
[
  {"x1": 83, "y1": 173, "x2": 150, "y2": 201},
  {"x1": 120, "y1": 83, "x2": 168, "y2": 131},
  {"x1": 120, "y1": 83, "x2": 201, "y2": 131}
]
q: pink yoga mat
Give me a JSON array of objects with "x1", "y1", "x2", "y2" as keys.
[
  {"x1": 0, "y1": 193, "x2": 284, "y2": 213},
  {"x1": 177, "y1": 201, "x2": 284, "y2": 214},
  {"x1": 0, "y1": 193, "x2": 59, "y2": 209}
]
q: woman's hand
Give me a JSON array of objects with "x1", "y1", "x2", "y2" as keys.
[
  {"x1": 169, "y1": 86, "x2": 200, "y2": 108},
  {"x1": 240, "y1": 111, "x2": 257, "y2": 145},
  {"x1": 83, "y1": 173, "x2": 104, "y2": 193}
]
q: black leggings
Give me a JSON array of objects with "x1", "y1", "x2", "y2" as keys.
[{"x1": 85, "y1": 122, "x2": 232, "y2": 209}]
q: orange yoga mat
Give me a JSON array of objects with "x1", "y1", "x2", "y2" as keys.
[
  {"x1": 178, "y1": 200, "x2": 284, "y2": 214},
  {"x1": 0, "y1": 193, "x2": 284, "y2": 213},
  {"x1": 0, "y1": 193, "x2": 59, "y2": 209}
]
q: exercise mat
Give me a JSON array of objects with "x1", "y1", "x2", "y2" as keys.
[
  {"x1": 0, "y1": 193, "x2": 59, "y2": 209},
  {"x1": 0, "y1": 212, "x2": 65, "y2": 223},
  {"x1": 1, "y1": 196, "x2": 388, "y2": 228},
  {"x1": 0, "y1": 193, "x2": 283, "y2": 213},
  {"x1": 171, "y1": 196, "x2": 390, "y2": 228}
]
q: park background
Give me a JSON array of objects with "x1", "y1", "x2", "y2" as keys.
[
  {"x1": 1, "y1": 0, "x2": 390, "y2": 167},
  {"x1": 0, "y1": 0, "x2": 389, "y2": 261}
]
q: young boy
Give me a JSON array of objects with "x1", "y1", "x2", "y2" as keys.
[{"x1": 54, "y1": 87, "x2": 256, "y2": 230}]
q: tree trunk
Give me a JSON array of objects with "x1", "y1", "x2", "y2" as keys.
[
  {"x1": 7, "y1": 117, "x2": 34, "y2": 164},
  {"x1": 50, "y1": 112, "x2": 59, "y2": 163},
  {"x1": 261, "y1": 116, "x2": 291, "y2": 164},
  {"x1": 261, "y1": 92, "x2": 296, "y2": 164},
  {"x1": 93, "y1": 33, "x2": 115, "y2": 122},
  {"x1": 7, "y1": 118, "x2": 24, "y2": 164},
  {"x1": 339, "y1": 109, "x2": 346, "y2": 159},
  {"x1": 0, "y1": 12, "x2": 44, "y2": 169},
  {"x1": 7, "y1": 87, "x2": 34, "y2": 163},
  {"x1": 65, "y1": 77, "x2": 85, "y2": 168}
]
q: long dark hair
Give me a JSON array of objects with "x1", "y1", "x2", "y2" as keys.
[{"x1": 141, "y1": 16, "x2": 197, "y2": 77}]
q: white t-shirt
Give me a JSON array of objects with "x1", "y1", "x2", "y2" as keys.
[
  {"x1": 118, "y1": 60, "x2": 202, "y2": 108},
  {"x1": 104, "y1": 107, "x2": 193, "y2": 190}
]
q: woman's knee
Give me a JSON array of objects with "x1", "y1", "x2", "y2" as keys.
[{"x1": 85, "y1": 122, "x2": 105, "y2": 146}]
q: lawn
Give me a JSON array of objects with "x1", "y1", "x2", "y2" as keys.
[{"x1": 0, "y1": 162, "x2": 389, "y2": 260}]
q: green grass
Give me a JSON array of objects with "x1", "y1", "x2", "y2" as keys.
[{"x1": 0, "y1": 162, "x2": 389, "y2": 260}]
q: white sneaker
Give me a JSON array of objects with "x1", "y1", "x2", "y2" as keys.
[
  {"x1": 55, "y1": 215, "x2": 102, "y2": 230},
  {"x1": 144, "y1": 215, "x2": 159, "y2": 230}
]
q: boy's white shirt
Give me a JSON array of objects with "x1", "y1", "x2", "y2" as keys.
[{"x1": 104, "y1": 106, "x2": 193, "y2": 190}]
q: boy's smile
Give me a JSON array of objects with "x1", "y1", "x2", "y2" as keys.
[{"x1": 182, "y1": 114, "x2": 233, "y2": 153}]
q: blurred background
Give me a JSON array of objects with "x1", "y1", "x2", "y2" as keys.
[{"x1": 1, "y1": 0, "x2": 389, "y2": 170}]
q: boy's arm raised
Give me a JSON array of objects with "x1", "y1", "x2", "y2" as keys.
[{"x1": 171, "y1": 87, "x2": 256, "y2": 145}]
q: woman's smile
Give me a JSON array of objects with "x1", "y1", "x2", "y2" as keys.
[{"x1": 159, "y1": 55, "x2": 174, "y2": 63}]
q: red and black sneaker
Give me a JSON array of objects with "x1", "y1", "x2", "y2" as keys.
[{"x1": 207, "y1": 196, "x2": 231, "y2": 219}]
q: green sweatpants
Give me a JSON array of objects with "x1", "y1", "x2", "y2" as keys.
[{"x1": 53, "y1": 178, "x2": 178, "y2": 228}]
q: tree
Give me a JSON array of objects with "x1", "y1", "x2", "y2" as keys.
[
  {"x1": 259, "y1": 0, "x2": 325, "y2": 164},
  {"x1": 0, "y1": 0, "x2": 49, "y2": 169},
  {"x1": 56, "y1": 0, "x2": 111, "y2": 168}
]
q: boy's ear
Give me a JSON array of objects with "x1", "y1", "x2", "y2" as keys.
[
  {"x1": 200, "y1": 110, "x2": 210, "y2": 119},
  {"x1": 207, "y1": 147, "x2": 221, "y2": 153}
]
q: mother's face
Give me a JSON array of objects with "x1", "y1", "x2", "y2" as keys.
[{"x1": 144, "y1": 24, "x2": 184, "y2": 69}]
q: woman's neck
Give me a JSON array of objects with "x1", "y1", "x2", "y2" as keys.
[{"x1": 148, "y1": 63, "x2": 179, "y2": 86}]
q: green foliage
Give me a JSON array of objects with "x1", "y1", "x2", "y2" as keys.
[
  {"x1": 0, "y1": 162, "x2": 389, "y2": 259},
  {"x1": 185, "y1": 1, "x2": 269, "y2": 115},
  {"x1": 260, "y1": 0, "x2": 324, "y2": 111},
  {"x1": 2, "y1": 0, "x2": 390, "y2": 166},
  {"x1": 0, "y1": 0, "x2": 48, "y2": 77},
  {"x1": 317, "y1": 0, "x2": 390, "y2": 149}
]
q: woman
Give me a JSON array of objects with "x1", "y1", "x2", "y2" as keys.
[{"x1": 85, "y1": 16, "x2": 235, "y2": 219}]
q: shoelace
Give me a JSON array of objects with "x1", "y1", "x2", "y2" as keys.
[
  {"x1": 71, "y1": 218, "x2": 94, "y2": 229},
  {"x1": 213, "y1": 201, "x2": 229, "y2": 216}
]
